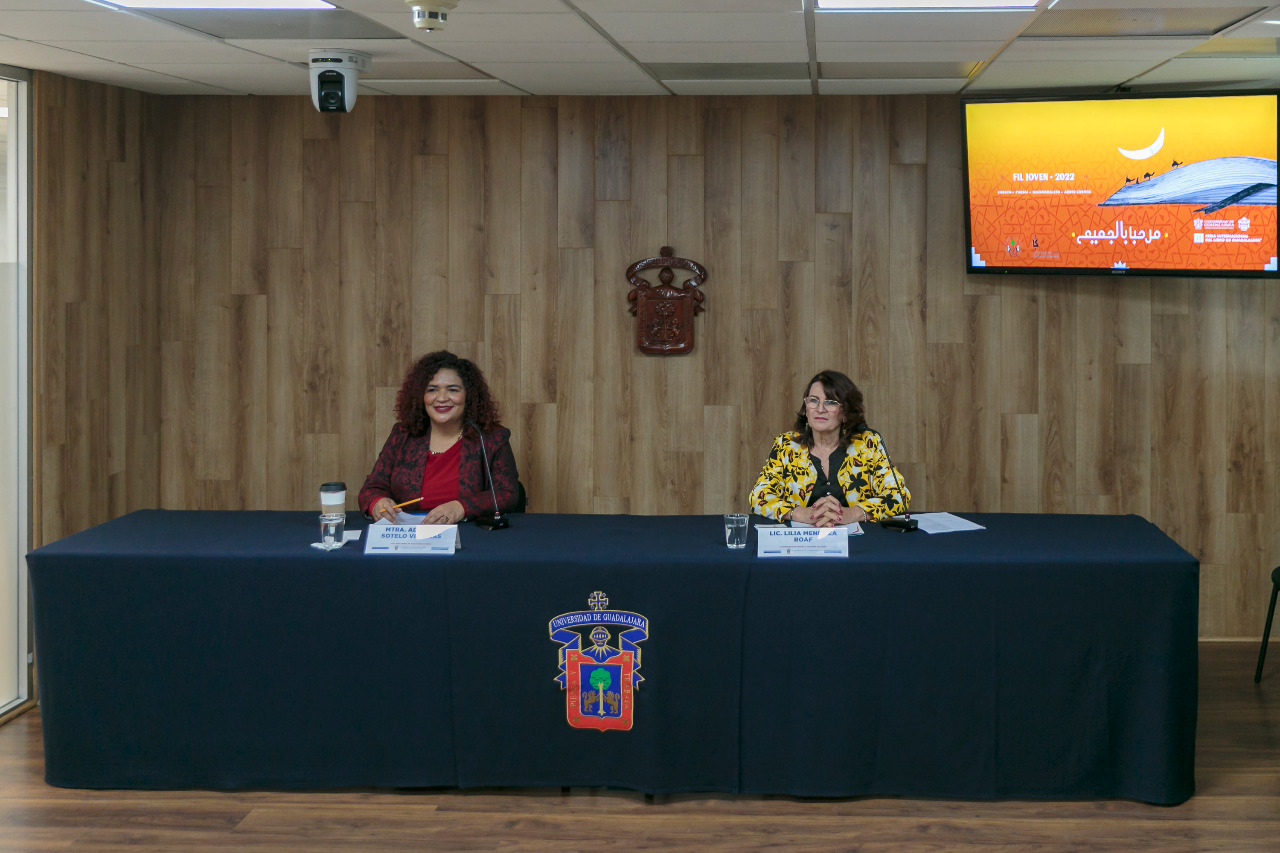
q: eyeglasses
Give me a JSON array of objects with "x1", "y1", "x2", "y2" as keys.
[{"x1": 803, "y1": 396, "x2": 842, "y2": 411}]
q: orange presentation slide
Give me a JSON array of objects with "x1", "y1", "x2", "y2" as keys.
[{"x1": 966, "y1": 95, "x2": 1278, "y2": 273}]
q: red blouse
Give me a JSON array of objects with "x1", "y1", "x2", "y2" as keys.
[
  {"x1": 358, "y1": 424, "x2": 520, "y2": 519},
  {"x1": 418, "y1": 440, "x2": 461, "y2": 510}
]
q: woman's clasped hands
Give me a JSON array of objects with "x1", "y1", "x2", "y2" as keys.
[{"x1": 790, "y1": 495, "x2": 868, "y2": 528}]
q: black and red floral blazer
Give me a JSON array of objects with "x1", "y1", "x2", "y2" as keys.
[{"x1": 357, "y1": 424, "x2": 520, "y2": 518}]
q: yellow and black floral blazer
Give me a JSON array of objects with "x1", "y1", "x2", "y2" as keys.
[{"x1": 748, "y1": 430, "x2": 911, "y2": 522}]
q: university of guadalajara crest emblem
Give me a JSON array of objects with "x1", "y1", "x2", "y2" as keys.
[{"x1": 548, "y1": 591, "x2": 649, "y2": 731}]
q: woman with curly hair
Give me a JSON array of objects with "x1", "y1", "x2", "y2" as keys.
[
  {"x1": 748, "y1": 369, "x2": 909, "y2": 527},
  {"x1": 358, "y1": 350, "x2": 520, "y2": 525}
]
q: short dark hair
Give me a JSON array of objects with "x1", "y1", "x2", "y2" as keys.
[
  {"x1": 395, "y1": 350, "x2": 502, "y2": 437},
  {"x1": 791, "y1": 369, "x2": 867, "y2": 448}
]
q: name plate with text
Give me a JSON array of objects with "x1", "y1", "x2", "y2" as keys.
[
  {"x1": 364, "y1": 523, "x2": 460, "y2": 555},
  {"x1": 757, "y1": 525, "x2": 857, "y2": 558}
]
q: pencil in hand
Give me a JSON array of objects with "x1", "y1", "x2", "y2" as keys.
[{"x1": 376, "y1": 497, "x2": 422, "y2": 521}]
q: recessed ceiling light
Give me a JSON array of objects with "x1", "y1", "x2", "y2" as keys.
[
  {"x1": 111, "y1": 1, "x2": 335, "y2": 9},
  {"x1": 818, "y1": 0, "x2": 1037, "y2": 9},
  {"x1": 0, "y1": 108, "x2": 8, "y2": 119}
]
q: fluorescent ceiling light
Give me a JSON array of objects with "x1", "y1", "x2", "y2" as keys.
[
  {"x1": 112, "y1": 1, "x2": 335, "y2": 9},
  {"x1": 0, "y1": 108, "x2": 7, "y2": 118},
  {"x1": 818, "y1": 0, "x2": 1037, "y2": 8}
]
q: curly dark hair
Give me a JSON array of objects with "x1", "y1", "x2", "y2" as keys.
[
  {"x1": 395, "y1": 350, "x2": 502, "y2": 437},
  {"x1": 791, "y1": 369, "x2": 867, "y2": 448}
]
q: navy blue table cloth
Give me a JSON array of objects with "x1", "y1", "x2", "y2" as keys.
[{"x1": 27, "y1": 510, "x2": 1197, "y2": 803}]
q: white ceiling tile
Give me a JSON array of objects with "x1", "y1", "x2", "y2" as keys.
[
  {"x1": 589, "y1": 12, "x2": 806, "y2": 42},
  {"x1": 666, "y1": 78, "x2": 812, "y2": 95},
  {"x1": 41, "y1": 40, "x2": 251, "y2": 65},
  {"x1": 475, "y1": 62, "x2": 664, "y2": 94},
  {"x1": 79, "y1": 67, "x2": 230, "y2": 93},
  {"x1": 288, "y1": 11, "x2": 426, "y2": 45},
  {"x1": 579, "y1": 1, "x2": 801, "y2": 10},
  {"x1": 818, "y1": 40, "x2": 1003, "y2": 62},
  {"x1": 1049, "y1": 0, "x2": 1264, "y2": 9},
  {"x1": 1000, "y1": 37, "x2": 1208, "y2": 62},
  {"x1": 143, "y1": 62, "x2": 309, "y2": 95},
  {"x1": 442, "y1": 41, "x2": 623, "y2": 63},
  {"x1": 337, "y1": 0, "x2": 567, "y2": 12},
  {"x1": 360, "y1": 12, "x2": 603, "y2": 43},
  {"x1": 0, "y1": 10, "x2": 197, "y2": 42},
  {"x1": 360, "y1": 61, "x2": 484, "y2": 78},
  {"x1": 818, "y1": 77, "x2": 968, "y2": 94},
  {"x1": 475, "y1": 61, "x2": 653, "y2": 84},
  {"x1": 627, "y1": 41, "x2": 807, "y2": 63},
  {"x1": 0, "y1": 3, "x2": 1270, "y2": 96},
  {"x1": 225, "y1": 36, "x2": 440, "y2": 62},
  {"x1": 0, "y1": 38, "x2": 173, "y2": 75},
  {"x1": 534, "y1": 79, "x2": 666, "y2": 95},
  {"x1": 0, "y1": 43, "x2": 219, "y2": 92},
  {"x1": 1224, "y1": 20, "x2": 1280, "y2": 39},
  {"x1": 815, "y1": 10, "x2": 1035, "y2": 42},
  {"x1": 125, "y1": 79, "x2": 234, "y2": 95},
  {"x1": 1129, "y1": 56, "x2": 1280, "y2": 84},
  {"x1": 0, "y1": 1, "x2": 88, "y2": 9},
  {"x1": 359, "y1": 78, "x2": 527, "y2": 95},
  {"x1": 968, "y1": 59, "x2": 1161, "y2": 90},
  {"x1": 823, "y1": 60, "x2": 975, "y2": 79}
]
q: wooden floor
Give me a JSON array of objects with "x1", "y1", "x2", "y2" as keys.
[{"x1": 0, "y1": 642, "x2": 1275, "y2": 853}]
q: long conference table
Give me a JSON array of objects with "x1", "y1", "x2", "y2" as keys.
[{"x1": 27, "y1": 510, "x2": 1198, "y2": 804}]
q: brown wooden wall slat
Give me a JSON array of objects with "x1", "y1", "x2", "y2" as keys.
[
  {"x1": 32, "y1": 74, "x2": 158, "y2": 543},
  {"x1": 30, "y1": 74, "x2": 1280, "y2": 638}
]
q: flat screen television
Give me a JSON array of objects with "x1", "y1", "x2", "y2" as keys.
[{"x1": 963, "y1": 92, "x2": 1279, "y2": 277}]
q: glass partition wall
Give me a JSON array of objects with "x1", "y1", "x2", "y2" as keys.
[{"x1": 0, "y1": 67, "x2": 31, "y2": 717}]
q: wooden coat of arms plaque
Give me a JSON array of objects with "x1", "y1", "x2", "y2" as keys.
[{"x1": 625, "y1": 246, "x2": 707, "y2": 355}]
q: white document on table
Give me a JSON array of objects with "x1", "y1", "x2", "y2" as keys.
[
  {"x1": 382, "y1": 510, "x2": 426, "y2": 525},
  {"x1": 913, "y1": 512, "x2": 985, "y2": 534}
]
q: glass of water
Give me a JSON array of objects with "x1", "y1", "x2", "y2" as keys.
[
  {"x1": 318, "y1": 513, "x2": 346, "y2": 550},
  {"x1": 314, "y1": 481, "x2": 347, "y2": 551},
  {"x1": 724, "y1": 513, "x2": 749, "y2": 549}
]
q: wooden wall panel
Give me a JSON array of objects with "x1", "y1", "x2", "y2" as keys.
[
  {"x1": 778, "y1": 97, "x2": 814, "y2": 263},
  {"x1": 31, "y1": 73, "x2": 158, "y2": 543},
  {"x1": 852, "y1": 99, "x2": 889, "y2": 387},
  {"x1": 741, "y1": 97, "x2": 778, "y2": 312},
  {"x1": 701, "y1": 106, "x2": 742, "y2": 410},
  {"x1": 628, "y1": 98, "x2": 667, "y2": 255},
  {"x1": 30, "y1": 76, "x2": 1280, "y2": 638},
  {"x1": 591, "y1": 201, "x2": 632, "y2": 512}
]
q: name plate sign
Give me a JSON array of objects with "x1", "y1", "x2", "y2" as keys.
[
  {"x1": 757, "y1": 525, "x2": 857, "y2": 558},
  {"x1": 364, "y1": 523, "x2": 460, "y2": 555}
]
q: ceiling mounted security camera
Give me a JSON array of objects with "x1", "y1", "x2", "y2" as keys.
[
  {"x1": 406, "y1": 0, "x2": 459, "y2": 32},
  {"x1": 308, "y1": 49, "x2": 371, "y2": 114}
]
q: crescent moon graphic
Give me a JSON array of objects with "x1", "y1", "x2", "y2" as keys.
[{"x1": 1118, "y1": 128, "x2": 1165, "y2": 160}]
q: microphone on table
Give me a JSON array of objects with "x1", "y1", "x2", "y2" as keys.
[
  {"x1": 466, "y1": 420, "x2": 510, "y2": 531},
  {"x1": 855, "y1": 423, "x2": 917, "y2": 532}
]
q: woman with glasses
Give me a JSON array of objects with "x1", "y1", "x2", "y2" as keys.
[{"x1": 749, "y1": 370, "x2": 910, "y2": 527}]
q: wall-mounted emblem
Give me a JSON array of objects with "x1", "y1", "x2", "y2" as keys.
[
  {"x1": 548, "y1": 591, "x2": 649, "y2": 731},
  {"x1": 625, "y1": 246, "x2": 706, "y2": 355}
]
